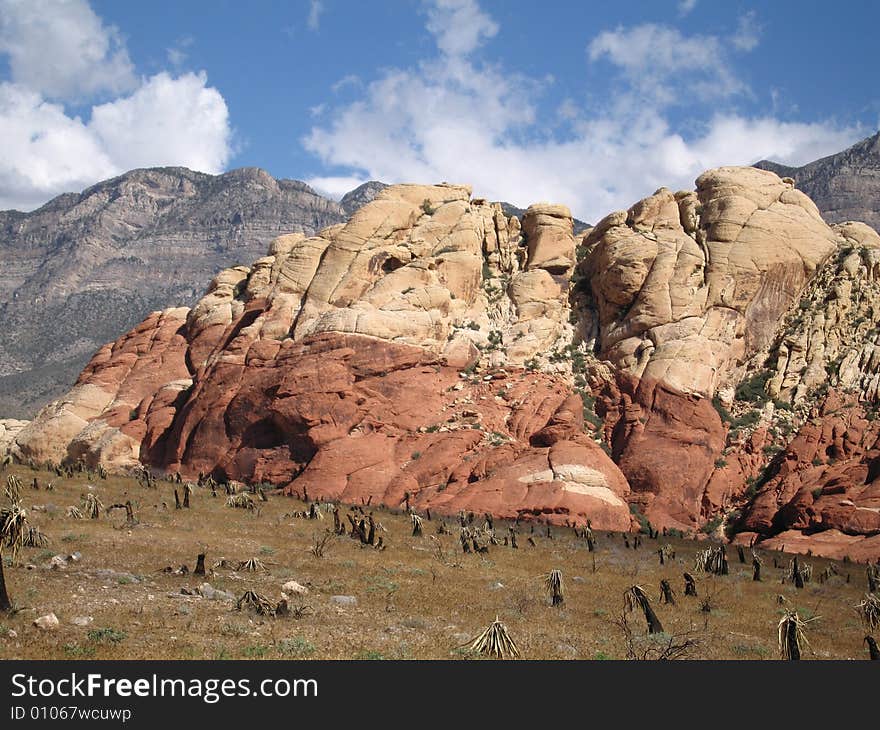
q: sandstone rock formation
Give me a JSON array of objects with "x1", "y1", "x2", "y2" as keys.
[
  {"x1": 576, "y1": 167, "x2": 839, "y2": 531},
  {"x1": 9, "y1": 167, "x2": 880, "y2": 555},
  {"x1": 11, "y1": 182, "x2": 629, "y2": 528}
]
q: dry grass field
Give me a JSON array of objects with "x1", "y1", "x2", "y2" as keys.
[{"x1": 0, "y1": 464, "x2": 876, "y2": 660}]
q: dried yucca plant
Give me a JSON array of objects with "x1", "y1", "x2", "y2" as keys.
[{"x1": 463, "y1": 617, "x2": 520, "y2": 659}]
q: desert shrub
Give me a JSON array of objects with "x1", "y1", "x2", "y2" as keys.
[
  {"x1": 735, "y1": 372, "x2": 770, "y2": 404},
  {"x1": 87, "y1": 628, "x2": 126, "y2": 644},
  {"x1": 629, "y1": 504, "x2": 652, "y2": 535},
  {"x1": 278, "y1": 637, "x2": 316, "y2": 657}
]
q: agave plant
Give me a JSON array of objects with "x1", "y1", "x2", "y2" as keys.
[
  {"x1": 22, "y1": 526, "x2": 48, "y2": 548},
  {"x1": 787, "y1": 557, "x2": 811, "y2": 588},
  {"x1": 867, "y1": 563, "x2": 880, "y2": 593},
  {"x1": 752, "y1": 551, "x2": 763, "y2": 582},
  {"x1": 694, "y1": 546, "x2": 728, "y2": 576},
  {"x1": 659, "y1": 578, "x2": 676, "y2": 605},
  {"x1": 463, "y1": 617, "x2": 519, "y2": 659}
]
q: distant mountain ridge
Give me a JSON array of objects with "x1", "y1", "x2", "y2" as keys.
[
  {"x1": 0, "y1": 167, "x2": 384, "y2": 418},
  {"x1": 755, "y1": 131, "x2": 880, "y2": 230}
]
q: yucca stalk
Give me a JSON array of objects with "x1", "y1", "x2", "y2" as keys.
[
  {"x1": 659, "y1": 579, "x2": 676, "y2": 605},
  {"x1": 544, "y1": 569, "x2": 564, "y2": 607},
  {"x1": 22, "y1": 526, "x2": 48, "y2": 548},
  {"x1": 1, "y1": 498, "x2": 29, "y2": 612},
  {"x1": 867, "y1": 563, "x2": 880, "y2": 593},
  {"x1": 236, "y1": 589, "x2": 276, "y2": 616},
  {"x1": 225, "y1": 493, "x2": 255, "y2": 510},
  {"x1": 82, "y1": 493, "x2": 103, "y2": 519},
  {"x1": 683, "y1": 572, "x2": 697, "y2": 597},
  {"x1": 4, "y1": 475, "x2": 22, "y2": 504},
  {"x1": 777, "y1": 610, "x2": 814, "y2": 660},
  {"x1": 752, "y1": 551, "x2": 763, "y2": 582},
  {"x1": 625, "y1": 585, "x2": 664, "y2": 634},
  {"x1": 463, "y1": 617, "x2": 519, "y2": 659},
  {"x1": 411, "y1": 513, "x2": 423, "y2": 537},
  {"x1": 856, "y1": 593, "x2": 880, "y2": 633},
  {"x1": 236, "y1": 557, "x2": 267, "y2": 572},
  {"x1": 866, "y1": 635, "x2": 880, "y2": 660}
]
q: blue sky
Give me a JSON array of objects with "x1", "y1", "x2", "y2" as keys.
[{"x1": 1, "y1": 0, "x2": 878, "y2": 220}]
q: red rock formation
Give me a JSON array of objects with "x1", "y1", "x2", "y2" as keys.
[
  {"x1": 9, "y1": 171, "x2": 880, "y2": 556},
  {"x1": 737, "y1": 392, "x2": 880, "y2": 553},
  {"x1": 154, "y1": 331, "x2": 631, "y2": 526}
]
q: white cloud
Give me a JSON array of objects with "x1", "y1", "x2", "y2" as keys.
[
  {"x1": 425, "y1": 0, "x2": 498, "y2": 58},
  {"x1": 0, "y1": 82, "x2": 116, "y2": 209},
  {"x1": 0, "y1": 72, "x2": 232, "y2": 210},
  {"x1": 588, "y1": 24, "x2": 746, "y2": 105},
  {"x1": 307, "y1": 175, "x2": 369, "y2": 199},
  {"x1": 304, "y1": 3, "x2": 863, "y2": 223},
  {"x1": 307, "y1": 0, "x2": 323, "y2": 32},
  {"x1": 167, "y1": 36, "x2": 194, "y2": 68},
  {"x1": 0, "y1": 1, "x2": 234, "y2": 211},
  {"x1": 90, "y1": 72, "x2": 231, "y2": 173},
  {"x1": 731, "y1": 11, "x2": 762, "y2": 51},
  {"x1": 0, "y1": 0, "x2": 136, "y2": 101},
  {"x1": 331, "y1": 74, "x2": 361, "y2": 93},
  {"x1": 678, "y1": 0, "x2": 698, "y2": 15}
]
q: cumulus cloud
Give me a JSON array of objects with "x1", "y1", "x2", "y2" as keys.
[
  {"x1": 304, "y1": 1, "x2": 863, "y2": 222},
  {"x1": 0, "y1": 73, "x2": 231, "y2": 210},
  {"x1": 731, "y1": 11, "x2": 762, "y2": 52},
  {"x1": 0, "y1": 0, "x2": 136, "y2": 101},
  {"x1": 425, "y1": 0, "x2": 498, "y2": 58},
  {"x1": 587, "y1": 24, "x2": 746, "y2": 105},
  {"x1": 0, "y1": 0, "x2": 233, "y2": 211}
]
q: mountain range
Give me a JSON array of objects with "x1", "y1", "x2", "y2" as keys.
[
  {"x1": 755, "y1": 131, "x2": 880, "y2": 230},
  {"x1": 0, "y1": 168, "x2": 384, "y2": 417}
]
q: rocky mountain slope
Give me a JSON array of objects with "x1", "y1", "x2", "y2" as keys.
[
  {"x1": 0, "y1": 168, "x2": 384, "y2": 418},
  {"x1": 5, "y1": 168, "x2": 880, "y2": 559},
  {"x1": 755, "y1": 131, "x2": 880, "y2": 230}
]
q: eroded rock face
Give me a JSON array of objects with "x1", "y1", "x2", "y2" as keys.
[
  {"x1": 581, "y1": 167, "x2": 837, "y2": 398},
  {"x1": 578, "y1": 167, "x2": 840, "y2": 532},
  {"x1": 739, "y1": 392, "x2": 880, "y2": 542},
  {"x1": 11, "y1": 182, "x2": 629, "y2": 527},
  {"x1": 15, "y1": 308, "x2": 191, "y2": 466},
  {"x1": 0, "y1": 418, "x2": 27, "y2": 459},
  {"x1": 11, "y1": 168, "x2": 880, "y2": 554}
]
